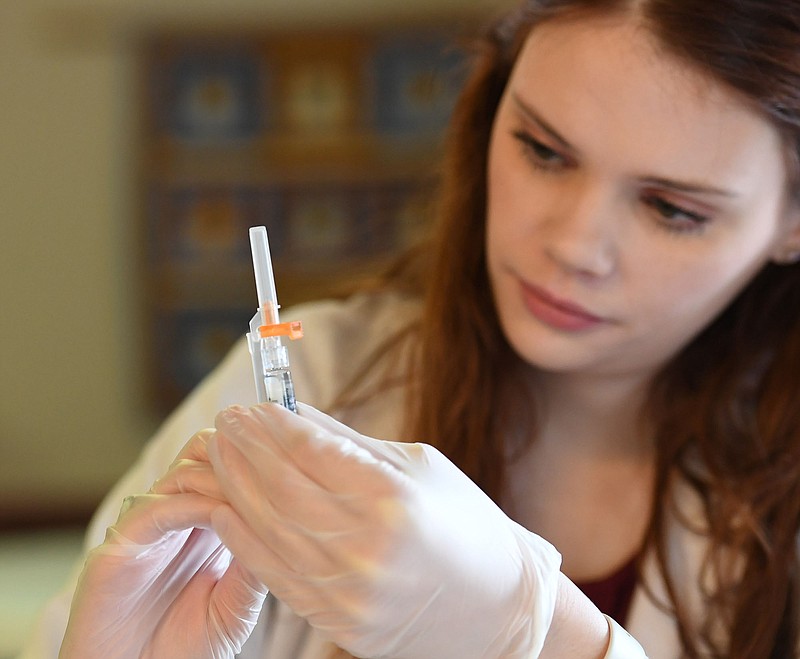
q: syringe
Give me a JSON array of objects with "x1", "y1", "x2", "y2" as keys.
[{"x1": 246, "y1": 226, "x2": 303, "y2": 411}]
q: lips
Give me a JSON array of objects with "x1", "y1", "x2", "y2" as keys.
[{"x1": 519, "y1": 280, "x2": 607, "y2": 331}]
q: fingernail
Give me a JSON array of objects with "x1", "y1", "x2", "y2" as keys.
[
  {"x1": 222, "y1": 404, "x2": 246, "y2": 418},
  {"x1": 215, "y1": 405, "x2": 246, "y2": 429}
]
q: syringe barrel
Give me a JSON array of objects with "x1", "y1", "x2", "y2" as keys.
[{"x1": 247, "y1": 311, "x2": 297, "y2": 412}]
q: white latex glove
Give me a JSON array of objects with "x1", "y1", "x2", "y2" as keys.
[
  {"x1": 207, "y1": 402, "x2": 562, "y2": 659},
  {"x1": 59, "y1": 430, "x2": 267, "y2": 659}
]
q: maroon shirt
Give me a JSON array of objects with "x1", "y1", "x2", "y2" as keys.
[{"x1": 574, "y1": 556, "x2": 639, "y2": 624}]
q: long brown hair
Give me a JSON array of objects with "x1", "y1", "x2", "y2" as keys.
[{"x1": 405, "y1": 1, "x2": 800, "y2": 657}]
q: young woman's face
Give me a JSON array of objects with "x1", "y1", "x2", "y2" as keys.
[{"x1": 486, "y1": 14, "x2": 799, "y2": 382}]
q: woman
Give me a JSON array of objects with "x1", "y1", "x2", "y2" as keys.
[{"x1": 29, "y1": 0, "x2": 800, "y2": 657}]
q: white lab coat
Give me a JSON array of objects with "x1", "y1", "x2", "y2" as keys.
[{"x1": 19, "y1": 291, "x2": 707, "y2": 659}]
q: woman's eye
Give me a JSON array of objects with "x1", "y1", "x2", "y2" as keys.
[
  {"x1": 512, "y1": 130, "x2": 567, "y2": 171},
  {"x1": 644, "y1": 195, "x2": 710, "y2": 233}
]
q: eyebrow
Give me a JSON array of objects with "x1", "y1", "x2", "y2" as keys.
[
  {"x1": 639, "y1": 176, "x2": 739, "y2": 199},
  {"x1": 511, "y1": 92, "x2": 576, "y2": 153},
  {"x1": 510, "y1": 92, "x2": 740, "y2": 199}
]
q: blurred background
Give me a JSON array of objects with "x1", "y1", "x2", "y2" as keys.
[{"x1": 0, "y1": 0, "x2": 514, "y2": 655}]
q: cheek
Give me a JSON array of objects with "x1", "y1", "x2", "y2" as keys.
[
  {"x1": 485, "y1": 154, "x2": 513, "y2": 274},
  {"x1": 485, "y1": 196, "x2": 528, "y2": 295},
  {"x1": 628, "y1": 248, "x2": 763, "y2": 333},
  {"x1": 486, "y1": 156, "x2": 538, "y2": 262}
]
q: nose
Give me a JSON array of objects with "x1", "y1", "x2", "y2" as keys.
[{"x1": 541, "y1": 181, "x2": 619, "y2": 281}]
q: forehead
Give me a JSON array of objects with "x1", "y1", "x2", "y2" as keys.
[{"x1": 507, "y1": 14, "x2": 786, "y2": 196}]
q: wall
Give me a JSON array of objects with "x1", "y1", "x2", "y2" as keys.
[{"x1": 0, "y1": 0, "x2": 512, "y2": 524}]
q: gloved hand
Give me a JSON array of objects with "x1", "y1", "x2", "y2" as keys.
[
  {"x1": 59, "y1": 430, "x2": 267, "y2": 659},
  {"x1": 207, "y1": 403, "x2": 562, "y2": 659}
]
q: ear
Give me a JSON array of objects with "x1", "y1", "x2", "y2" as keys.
[{"x1": 771, "y1": 205, "x2": 800, "y2": 265}]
